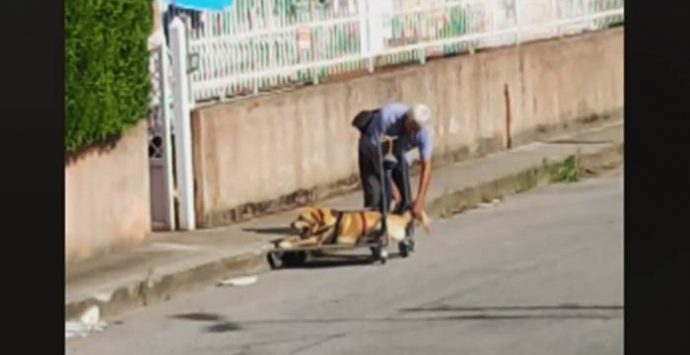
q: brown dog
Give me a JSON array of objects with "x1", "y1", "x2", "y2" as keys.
[{"x1": 277, "y1": 206, "x2": 430, "y2": 249}]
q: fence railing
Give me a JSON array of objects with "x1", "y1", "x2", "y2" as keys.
[{"x1": 167, "y1": 0, "x2": 623, "y2": 104}]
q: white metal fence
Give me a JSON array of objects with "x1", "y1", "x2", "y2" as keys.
[
  {"x1": 153, "y1": 0, "x2": 623, "y2": 230},
  {"x1": 164, "y1": 0, "x2": 623, "y2": 103}
]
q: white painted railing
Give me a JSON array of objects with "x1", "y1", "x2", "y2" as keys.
[
  {"x1": 164, "y1": 0, "x2": 624, "y2": 102},
  {"x1": 173, "y1": 0, "x2": 622, "y2": 103},
  {"x1": 154, "y1": 0, "x2": 622, "y2": 231}
]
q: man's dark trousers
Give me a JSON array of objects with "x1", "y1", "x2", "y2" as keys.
[{"x1": 358, "y1": 140, "x2": 412, "y2": 215}]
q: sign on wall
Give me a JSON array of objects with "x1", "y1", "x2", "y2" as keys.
[{"x1": 170, "y1": 0, "x2": 234, "y2": 11}]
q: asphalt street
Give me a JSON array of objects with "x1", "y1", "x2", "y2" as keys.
[{"x1": 67, "y1": 169, "x2": 623, "y2": 355}]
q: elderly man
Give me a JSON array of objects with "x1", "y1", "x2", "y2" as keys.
[{"x1": 353, "y1": 102, "x2": 433, "y2": 219}]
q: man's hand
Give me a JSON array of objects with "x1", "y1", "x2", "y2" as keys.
[
  {"x1": 411, "y1": 198, "x2": 424, "y2": 218},
  {"x1": 391, "y1": 184, "x2": 401, "y2": 205},
  {"x1": 381, "y1": 134, "x2": 396, "y2": 142},
  {"x1": 413, "y1": 160, "x2": 432, "y2": 218}
]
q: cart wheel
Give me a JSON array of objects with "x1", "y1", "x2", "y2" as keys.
[
  {"x1": 282, "y1": 251, "x2": 307, "y2": 267},
  {"x1": 398, "y1": 241, "x2": 410, "y2": 258},
  {"x1": 371, "y1": 246, "x2": 388, "y2": 264},
  {"x1": 406, "y1": 237, "x2": 415, "y2": 253},
  {"x1": 267, "y1": 251, "x2": 283, "y2": 269},
  {"x1": 406, "y1": 223, "x2": 415, "y2": 238},
  {"x1": 379, "y1": 248, "x2": 388, "y2": 264}
]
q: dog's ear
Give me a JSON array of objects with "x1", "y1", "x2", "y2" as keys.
[
  {"x1": 297, "y1": 207, "x2": 321, "y2": 223},
  {"x1": 321, "y1": 209, "x2": 337, "y2": 225}
]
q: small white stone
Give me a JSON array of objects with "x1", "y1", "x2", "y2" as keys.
[
  {"x1": 94, "y1": 293, "x2": 112, "y2": 303},
  {"x1": 80, "y1": 306, "x2": 100, "y2": 327},
  {"x1": 218, "y1": 275, "x2": 258, "y2": 287}
]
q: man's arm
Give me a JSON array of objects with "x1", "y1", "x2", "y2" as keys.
[
  {"x1": 413, "y1": 159, "x2": 431, "y2": 215},
  {"x1": 412, "y1": 128, "x2": 433, "y2": 216}
]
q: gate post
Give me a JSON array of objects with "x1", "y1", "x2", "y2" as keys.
[
  {"x1": 158, "y1": 44, "x2": 177, "y2": 230},
  {"x1": 514, "y1": 0, "x2": 522, "y2": 45},
  {"x1": 358, "y1": 0, "x2": 374, "y2": 73},
  {"x1": 170, "y1": 17, "x2": 196, "y2": 231}
]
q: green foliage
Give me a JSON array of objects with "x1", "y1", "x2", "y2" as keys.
[
  {"x1": 551, "y1": 155, "x2": 580, "y2": 183},
  {"x1": 65, "y1": 0, "x2": 152, "y2": 151}
]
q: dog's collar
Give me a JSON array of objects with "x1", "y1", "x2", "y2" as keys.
[
  {"x1": 319, "y1": 210, "x2": 343, "y2": 244},
  {"x1": 309, "y1": 210, "x2": 342, "y2": 234}
]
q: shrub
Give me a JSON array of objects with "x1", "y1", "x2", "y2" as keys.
[{"x1": 65, "y1": 0, "x2": 152, "y2": 151}]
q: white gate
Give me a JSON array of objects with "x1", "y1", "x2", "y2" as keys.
[{"x1": 147, "y1": 43, "x2": 177, "y2": 231}]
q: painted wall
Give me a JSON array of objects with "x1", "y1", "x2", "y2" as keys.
[
  {"x1": 66, "y1": 121, "x2": 151, "y2": 264},
  {"x1": 192, "y1": 28, "x2": 623, "y2": 227}
]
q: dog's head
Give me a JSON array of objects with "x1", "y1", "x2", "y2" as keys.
[{"x1": 290, "y1": 207, "x2": 339, "y2": 237}]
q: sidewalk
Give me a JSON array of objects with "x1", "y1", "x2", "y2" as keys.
[{"x1": 66, "y1": 119, "x2": 623, "y2": 320}]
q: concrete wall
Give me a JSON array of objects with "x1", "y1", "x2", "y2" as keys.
[
  {"x1": 192, "y1": 28, "x2": 623, "y2": 228},
  {"x1": 66, "y1": 121, "x2": 151, "y2": 264}
]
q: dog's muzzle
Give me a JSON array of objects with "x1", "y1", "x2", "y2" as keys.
[{"x1": 290, "y1": 221, "x2": 312, "y2": 237}]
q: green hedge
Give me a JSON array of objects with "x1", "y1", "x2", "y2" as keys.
[{"x1": 65, "y1": 0, "x2": 152, "y2": 151}]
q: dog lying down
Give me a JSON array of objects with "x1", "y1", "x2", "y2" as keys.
[{"x1": 277, "y1": 206, "x2": 431, "y2": 249}]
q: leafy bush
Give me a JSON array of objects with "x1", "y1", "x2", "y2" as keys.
[
  {"x1": 551, "y1": 155, "x2": 580, "y2": 183},
  {"x1": 65, "y1": 0, "x2": 152, "y2": 151}
]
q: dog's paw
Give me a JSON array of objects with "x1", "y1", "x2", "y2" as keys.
[
  {"x1": 277, "y1": 239, "x2": 295, "y2": 249},
  {"x1": 416, "y1": 211, "x2": 432, "y2": 235}
]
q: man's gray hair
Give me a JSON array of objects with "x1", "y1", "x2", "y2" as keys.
[{"x1": 407, "y1": 103, "x2": 431, "y2": 127}]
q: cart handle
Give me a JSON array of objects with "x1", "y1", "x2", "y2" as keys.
[{"x1": 380, "y1": 135, "x2": 396, "y2": 156}]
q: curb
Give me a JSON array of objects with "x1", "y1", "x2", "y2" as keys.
[
  {"x1": 429, "y1": 143, "x2": 623, "y2": 218},
  {"x1": 65, "y1": 143, "x2": 623, "y2": 321},
  {"x1": 65, "y1": 248, "x2": 271, "y2": 321}
]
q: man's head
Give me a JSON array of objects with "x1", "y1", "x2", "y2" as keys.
[{"x1": 404, "y1": 103, "x2": 431, "y2": 133}]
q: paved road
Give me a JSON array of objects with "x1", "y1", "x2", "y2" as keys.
[{"x1": 67, "y1": 170, "x2": 623, "y2": 355}]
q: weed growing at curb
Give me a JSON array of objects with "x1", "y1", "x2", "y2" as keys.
[{"x1": 550, "y1": 155, "x2": 580, "y2": 183}]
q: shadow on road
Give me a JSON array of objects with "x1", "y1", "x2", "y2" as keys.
[
  {"x1": 243, "y1": 226, "x2": 297, "y2": 236},
  {"x1": 215, "y1": 312, "x2": 622, "y2": 326},
  {"x1": 400, "y1": 304, "x2": 624, "y2": 312},
  {"x1": 170, "y1": 312, "x2": 225, "y2": 322},
  {"x1": 206, "y1": 322, "x2": 244, "y2": 333},
  {"x1": 170, "y1": 304, "x2": 623, "y2": 334},
  {"x1": 541, "y1": 139, "x2": 613, "y2": 144},
  {"x1": 281, "y1": 253, "x2": 404, "y2": 269},
  {"x1": 170, "y1": 312, "x2": 245, "y2": 333}
]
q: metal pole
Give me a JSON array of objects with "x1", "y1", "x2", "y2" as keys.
[
  {"x1": 310, "y1": 0, "x2": 320, "y2": 83},
  {"x1": 514, "y1": 0, "x2": 522, "y2": 45},
  {"x1": 158, "y1": 45, "x2": 177, "y2": 231},
  {"x1": 359, "y1": 0, "x2": 374, "y2": 73},
  {"x1": 377, "y1": 139, "x2": 389, "y2": 241},
  {"x1": 551, "y1": 0, "x2": 562, "y2": 37},
  {"x1": 170, "y1": 17, "x2": 196, "y2": 231}
]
